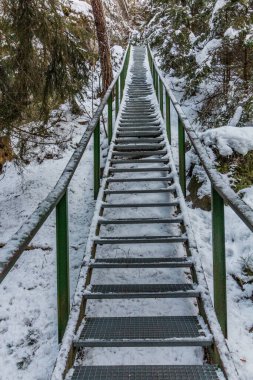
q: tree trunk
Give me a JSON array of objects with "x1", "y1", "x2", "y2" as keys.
[
  {"x1": 91, "y1": 0, "x2": 113, "y2": 94},
  {"x1": 118, "y1": 0, "x2": 129, "y2": 20}
]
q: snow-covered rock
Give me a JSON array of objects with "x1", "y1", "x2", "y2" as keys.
[{"x1": 201, "y1": 126, "x2": 253, "y2": 156}]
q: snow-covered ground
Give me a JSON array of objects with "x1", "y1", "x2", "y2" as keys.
[{"x1": 0, "y1": 111, "x2": 96, "y2": 379}]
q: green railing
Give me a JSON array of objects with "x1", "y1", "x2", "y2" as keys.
[
  {"x1": 0, "y1": 44, "x2": 131, "y2": 343},
  {"x1": 147, "y1": 45, "x2": 253, "y2": 339}
]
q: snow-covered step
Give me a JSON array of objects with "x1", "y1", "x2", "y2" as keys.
[
  {"x1": 109, "y1": 158, "x2": 170, "y2": 164},
  {"x1": 115, "y1": 137, "x2": 164, "y2": 143},
  {"x1": 89, "y1": 257, "x2": 193, "y2": 269},
  {"x1": 83, "y1": 284, "x2": 200, "y2": 299},
  {"x1": 101, "y1": 201, "x2": 179, "y2": 208},
  {"x1": 114, "y1": 144, "x2": 165, "y2": 151},
  {"x1": 74, "y1": 316, "x2": 213, "y2": 348},
  {"x1": 108, "y1": 166, "x2": 170, "y2": 172},
  {"x1": 106, "y1": 176, "x2": 173, "y2": 183},
  {"x1": 70, "y1": 365, "x2": 221, "y2": 380},
  {"x1": 111, "y1": 150, "x2": 167, "y2": 157},
  {"x1": 97, "y1": 217, "x2": 183, "y2": 225},
  {"x1": 118, "y1": 126, "x2": 161, "y2": 131},
  {"x1": 94, "y1": 236, "x2": 188, "y2": 245},
  {"x1": 104, "y1": 187, "x2": 176, "y2": 194},
  {"x1": 116, "y1": 131, "x2": 162, "y2": 137}
]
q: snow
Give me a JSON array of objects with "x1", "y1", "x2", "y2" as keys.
[
  {"x1": 68, "y1": 0, "x2": 91, "y2": 15},
  {"x1": 196, "y1": 38, "x2": 222, "y2": 66},
  {"x1": 201, "y1": 126, "x2": 253, "y2": 156},
  {"x1": 224, "y1": 27, "x2": 240, "y2": 39},
  {"x1": 0, "y1": 113, "x2": 96, "y2": 380},
  {"x1": 209, "y1": 0, "x2": 227, "y2": 29}
]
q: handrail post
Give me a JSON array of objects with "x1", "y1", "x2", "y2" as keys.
[
  {"x1": 212, "y1": 187, "x2": 227, "y2": 338},
  {"x1": 159, "y1": 78, "x2": 164, "y2": 116},
  {"x1": 120, "y1": 69, "x2": 125, "y2": 101},
  {"x1": 56, "y1": 190, "x2": 70, "y2": 343},
  {"x1": 166, "y1": 92, "x2": 171, "y2": 144},
  {"x1": 152, "y1": 62, "x2": 155, "y2": 85},
  {"x1": 108, "y1": 93, "x2": 113, "y2": 142},
  {"x1": 155, "y1": 71, "x2": 159, "y2": 98},
  {"x1": 178, "y1": 117, "x2": 186, "y2": 196},
  {"x1": 94, "y1": 120, "x2": 100, "y2": 200},
  {"x1": 120, "y1": 45, "x2": 130, "y2": 101},
  {"x1": 116, "y1": 79, "x2": 119, "y2": 118}
]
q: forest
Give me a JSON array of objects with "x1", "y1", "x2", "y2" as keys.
[{"x1": 0, "y1": 1, "x2": 253, "y2": 380}]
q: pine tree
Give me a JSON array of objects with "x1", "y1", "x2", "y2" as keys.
[
  {"x1": 91, "y1": 0, "x2": 113, "y2": 94},
  {"x1": 0, "y1": 0, "x2": 93, "y2": 160}
]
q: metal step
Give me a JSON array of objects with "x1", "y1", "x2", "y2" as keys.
[
  {"x1": 84, "y1": 284, "x2": 200, "y2": 299},
  {"x1": 115, "y1": 137, "x2": 164, "y2": 143},
  {"x1": 111, "y1": 150, "x2": 167, "y2": 157},
  {"x1": 89, "y1": 257, "x2": 192, "y2": 268},
  {"x1": 119, "y1": 123, "x2": 160, "y2": 128},
  {"x1": 71, "y1": 365, "x2": 221, "y2": 380},
  {"x1": 104, "y1": 187, "x2": 175, "y2": 195},
  {"x1": 114, "y1": 144, "x2": 165, "y2": 151},
  {"x1": 74, "y1": 316, "x2": 212, "y2": 347},
  {"x1": 97, "y1": 217, "x2": 183, "y2": 225},
  {"x1": 101, "y1": 201, "x2": 179, "y2": 208},
  {"x1": 116, "y1": 132, "x2": 162, "y2": 137},
  {"x1": 94, "y1": 236, "x2": 187, "y2": 245},
  {"x1": 118, "y1": 126, "x2": 161, "y2": 131},
  {"x1": 109, "y1": 158, "x2": 170, "y2": 164},
  {"x1": 120, "y1": 116, "x2": 158, "y2": 120},
  {"x1": 108, "y1": 167, "x2": 170, "y2": 173},
  {"x1": 106, "y1": 177, "x2": 173, "y2": 183}
]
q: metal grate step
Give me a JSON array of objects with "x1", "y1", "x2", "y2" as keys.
[
  {"x1": 109, "y1": 158, "x2": 170, "y2": 164},
  {"x1": 116, "y1": 132, "x2": 162, "y2": 137},
  {"x1": 114, "y1": 144, "x2": 165, "y2": 151},
  {"x1": 74, "y1": 316, "x2": 212, "y2": 347},
  {"x1": 115, "y1": 137, "x2": 164, "y2": 143},
  {"x1": 101, "y1": 201, "x2": 179, "y2": 208},
  {"x1": 84, "y1": 284, "x2": 200, "y2": 299},
  {"x1": 104, "y1": 187, "x2": 176, "y2": 195},
  {"x1": 94, "y1": 236, "x2": 187, "y2": 245},
  {"x1": 71, "y1": 365, "x2": 221, "y2": 380},
  {"x1": 106, "y1": 176, "x2": 173, "y2": 183},
  {"x1": 108, "y1": 167, "x2": 170, "y2": 173},
  {"x1": 97, "y1": 217, "x2": 183, "y2": 225},
  {"x1": 89, "y1": 257, "x2": 193, "y2": 268},
  {"x1": 112, "y1": 151, "x2": 167, "y2": 158}
]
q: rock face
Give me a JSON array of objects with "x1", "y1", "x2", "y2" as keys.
[
  {"x1": 187, "y1": 175, "x2": 211, "y2": 211},
  {"x1": 0, "y1": 136, "x2": 14, "y2": 173}
]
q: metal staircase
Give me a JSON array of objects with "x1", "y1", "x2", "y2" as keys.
[{"x1": 52, "y1": 46, "x2": 229, "y2": 379}]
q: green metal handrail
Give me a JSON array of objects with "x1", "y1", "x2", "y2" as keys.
[
  {"x1": 0, "y1": 44, "x2": 131, "y2": 343},
  {"x1": 147, "y1": 44, "x2": 253, "y2": 339}
]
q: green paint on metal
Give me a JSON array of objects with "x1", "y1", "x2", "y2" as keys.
[
  {"x1": 116, "y1": 79, "x2": 119, "y2": 118},
  {"x1": 120, "y1": 69, "x2": 125, "y2": 101},
  {"x1": 94, "y1": 120, "x2": 100, "y2": 200},
  {"x1": 159, "y1": 78, "x2": 164, "y2": 116},
  {"x1": 152, "y1": 62, "x2": 155, "y2": 86},
  {"x1": 166, "y1": 93, "x2": 171, "y2": 144},
  {"x1": 56, "y1": 190, "x2": 70, "y2": 343},
  {"x1": 212, "y1": 187, "x2": 227, "y2": 338},
  {"x1": 178, "y1": 117, "x2": 186, "y2": 196},
  {"x1": 155, "y1": 72, "x2": 159, "y2": 98},
  {"x1": 108, "y1": 93, "x2": 113, "y2": 142}
]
